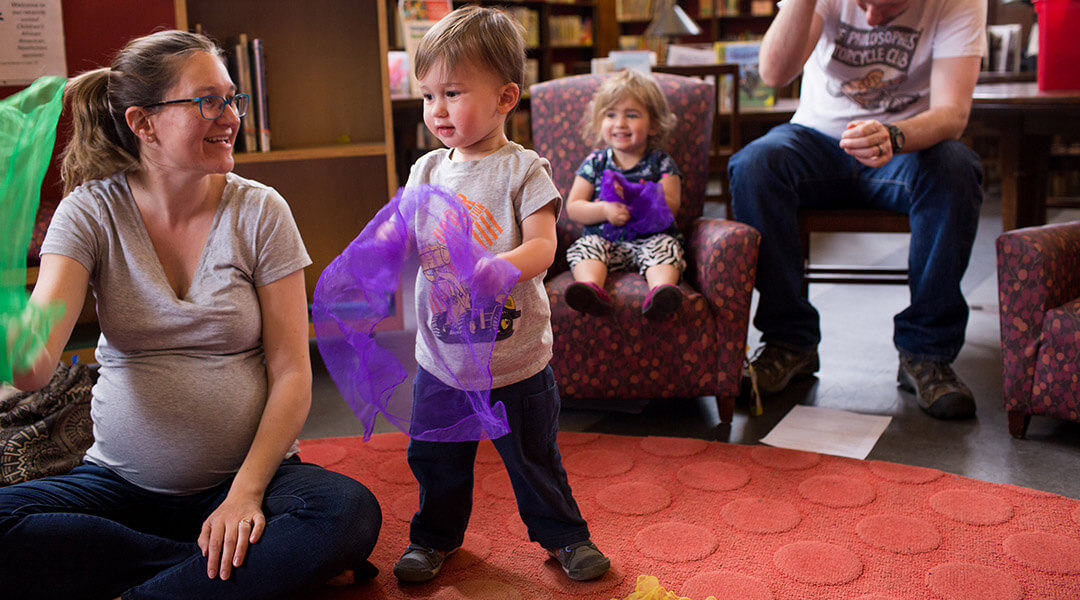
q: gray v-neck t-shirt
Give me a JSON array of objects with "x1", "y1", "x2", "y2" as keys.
[{"x1": 41, "y1": 172, "x2": 310, "y2": 494}]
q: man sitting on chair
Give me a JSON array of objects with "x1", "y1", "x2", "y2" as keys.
[{"x1": 729, "y1": 0, "x2": 986, "y2": 419}]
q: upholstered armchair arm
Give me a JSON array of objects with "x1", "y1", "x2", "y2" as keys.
[
  {"x1": 690, "y1": 218, "x2": 760, "y2": 390},
  {"x1": 996, "y1": 222, "x2": 1080, "y2": 409}
]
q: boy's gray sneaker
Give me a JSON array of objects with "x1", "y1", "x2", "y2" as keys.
[
  {"x1": 547, "y1": 540, "x2": 611, "y2": 581},
  {"x1": 897, "y1": 355, "x2": 976, "y2": 420},
  {"x1": 747, "y1": 344, "x2": 820, "y2": 395},
  {"x1": 393, "y1": 543, "x2": 455, "y2": 583}
]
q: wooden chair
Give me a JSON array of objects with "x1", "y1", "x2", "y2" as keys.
[
  {"x1": 653, "y1": 64, "x2": 741, "y2": 216},
  {"x1": 798, "y1": 208, "x2": 911, "y2": 297}
]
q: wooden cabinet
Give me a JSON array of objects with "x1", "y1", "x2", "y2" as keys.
[{"x1": 176, "y1": 0, "x2": 397, "y2": 302}]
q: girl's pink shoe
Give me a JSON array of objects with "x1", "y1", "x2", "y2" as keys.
[
  {"x1": 642, "y1": 284, "x2": 683, "y2": 320},
  {"x1": 565, "y1": 281, "x2": 614, "y2": 316}
]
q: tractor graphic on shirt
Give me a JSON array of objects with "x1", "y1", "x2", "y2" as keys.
[{"x1": 419, "y1": 243, "x2": 520, "y2": 344}]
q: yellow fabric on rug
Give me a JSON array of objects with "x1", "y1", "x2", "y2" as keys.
[{"x1": 610, "y1": 575, "x2": 717, "y2": 600}]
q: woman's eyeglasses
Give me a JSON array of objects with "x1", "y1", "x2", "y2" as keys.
[{"x1": 143, "y1": 93, "x2": 250, "y2": 120}]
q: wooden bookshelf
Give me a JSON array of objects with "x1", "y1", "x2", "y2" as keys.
[
  {"x1": 176, "y1": 0, "x2": 398, "y2": 306},
  {"x1": 609, "y1": 0, "x2": 772, "y2": 60},
  {"x1": 386, "y1": 0, "x2": 600, "y2": 81}
]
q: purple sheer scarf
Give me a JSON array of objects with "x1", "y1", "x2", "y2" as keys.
[
  {"x1": 312, "y1": 185, "x2": 520, "y2": 441},
  {"x1": 598, "y1": 170, "x2": 674, "y2": 242}
]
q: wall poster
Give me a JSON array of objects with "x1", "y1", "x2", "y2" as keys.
[{"x1": 0, "y1": 0, "x2": 66, "y2": 86}]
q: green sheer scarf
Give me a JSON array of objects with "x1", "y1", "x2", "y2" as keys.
[{"x1": 1, "y1": 76, "x2": 67, "y2": 383}]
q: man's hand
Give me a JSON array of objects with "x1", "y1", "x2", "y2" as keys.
[{"x1": 840, "y1": 119, "x2": 894, "y2": 168}]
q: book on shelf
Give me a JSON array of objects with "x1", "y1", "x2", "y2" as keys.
[
  {"x1": 986, "y1": 24, "x2": 1022, "y2": 73},
  {"x1": 388, "y1": 50, "x2": 411, "y2": 97},
  {"x1": 525, "y1": 58, "x2": 540, "y2": 90},
  {"x1": 715, "y1": 39, "x2": 774, "y2": 107},
  {"x1": 616, "y1": 0, "x2": 656, "y2": 21},
  {"x1": 226, "y1": 33, "x2": 257, "y2": 153},
  {"x1": 249, "y1": 37, "x2": 271, "y2": 152},
  {"x1": 665, "y1": 43, "x2": 719, "y2": 66},
  {"x1": 505, "y1": 6, "x2": 540, "y2": 48},
  {"x1": 399, "y1": 0, "x2": 452, "y2": 96},
  {"x1": 398, "y1": 0, "x2": 452, "y2": 21},
  {"x1": 591, "y1": 57, "x2": 615, "y2": 74},
  {"x1": 750, "y1": 0, "x2": 774, "y2": 16},
  {"x1": 549, "y1": 15, "x2": 592, "y2": 47},
  {"x1": 609, "y1": 49, "x2": 656, "y2": 74}
]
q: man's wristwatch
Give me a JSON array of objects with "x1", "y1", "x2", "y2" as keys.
[{"x1": 885, "y1": 123, "x2": 906, "y2": 154}]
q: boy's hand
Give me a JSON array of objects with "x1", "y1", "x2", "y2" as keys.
[
  {"x1": 603, "y1": 202, "x2": 631, "y2": 226},
  {"x1": 472, "y1": 254, "x2": 520, "y2": 302}
]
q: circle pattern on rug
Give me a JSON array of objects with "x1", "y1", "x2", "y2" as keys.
[
  {"x1": 773, "y1": 541, "x2": 863, "y2": 585},
  {"x1": 677, "y1": 461, "x2": 751, "y2": 492},
  {"x1": 798, "y1": 475, "x2": 877, "y2": 507},
  {"x1": 431, "y1": 578, "x2": 524, "y2": 600},
  {"x1": 304, "y1": 432, "x2": 1080, "y2": 600},
  {"x1": 925, "y1": 562, "x2": 1023, "y2": 600},
  {"x1": 1003, "y1": 531, "x2": 1080, "y2": 574},
  {"x1": 640, "y1": 436, "x2": 709, "y2": 457},
  {"x1": 634, "y1": 522, "x2": 719, "y2": 562},
  {"x1": 867, "y1": 461, "x2": 944, "y2": 484},
  {"x1": 750, "y1": 446, "x2": 822, "y2": 470},
  {"x1": 1004, "y1": 483, "x2": 1057, "y2": 498},
  {"x1": 680, "y1": 570, "x2": 773, "y2": 600},
  {"x1": 366, "y1": 433, "x2": 410, "y2": 452},
  {"x1": 557, "y1": 432, "x2": 601, "y2": 446},
  {"x1": 504, "y1": 513, "x2": 528, "y2": 541},
  {"x1": 562, "y1": 449, "x2": 633, "y2": 478},
  {"x1": 390, "y1": 492, "x2": 417, "y2": 522},
  {"x1": 476, "y1": 440, "x2": 501, "y2": 464},
  {"x1": 720, "y1": 497, "x2": 801, "y2": 534},
  {"x1": 930, "y1": 490, "x2": 1013, "y2": 525},
  {"x1": 534, "y1": 558, "x2": 624, "y2": 595},
  {"x1": 596, "y1": 481, "x2": 671, "y2": 515},
  {"x1": 297, "y1": 442, "x2": 348, "y2": 467},
  {"x1": 444, "y1": 532, "x2": 490, "y2": 572},
  {"x1": 376, "y1": 457, "x2": 415, "y2": 484},
  {"x1": 481, "y1": 470, "x2": 516, "y2": 499},
  {"x1": 856, "y1": 514, "x2": 942, "y2": 554}
]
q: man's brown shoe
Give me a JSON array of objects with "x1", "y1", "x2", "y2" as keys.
[
  {"x1": 747, "y1": 344, "x2": 820, "y2": 395},
  {"x1": 898, "y1": 355, "x2": 976, "y2": 419}
]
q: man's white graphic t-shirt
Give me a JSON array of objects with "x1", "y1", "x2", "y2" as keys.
[{"x1": 790, "y1": 0, "x2": 986, "y2": 139}]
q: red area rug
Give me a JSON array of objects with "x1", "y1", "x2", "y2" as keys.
[{"x1": 300, "y1": 432, "x2": 1080, "y2": 600}]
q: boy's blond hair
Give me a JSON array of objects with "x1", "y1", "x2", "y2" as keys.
[
  {"x1": 414, "y1": 5, "x2": 526, "y2": 103},
  {"x1": 581, "y1": 69, "x2": 677, "y2": 150}
]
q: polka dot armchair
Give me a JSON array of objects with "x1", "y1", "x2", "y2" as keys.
[
  {"x1": 530, "y1": 72, "x2": 760, "y2": 422},
  {"x1": 996, "y1": 221, "x2": 1080, "y2": 438}
]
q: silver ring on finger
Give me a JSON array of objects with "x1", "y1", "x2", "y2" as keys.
[
  {"x1": 239, "y1": 519, "x2": 252, "y2": 528},
  {"x1": 877, "y1": 143, "x2": 885, "y2": 157}
]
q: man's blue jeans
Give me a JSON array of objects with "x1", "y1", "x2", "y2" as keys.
[
  {"x1": 406, "y1": 364, "x2": 590, "y2": 552},
  {"x1": 729, "y1": 123, "x2": 983, "y2": 362},
  {"x1": 0, "y1": 457, "x2": 382, "y2": 600}
]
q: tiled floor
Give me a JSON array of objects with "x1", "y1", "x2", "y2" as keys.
[{"x1": 300, "y1": 187, "x2": 1080, "y2": 500}]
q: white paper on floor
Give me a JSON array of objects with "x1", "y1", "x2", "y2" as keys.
[{"x1": 760, "y1": 405, "x2": 892, "y2": 460}]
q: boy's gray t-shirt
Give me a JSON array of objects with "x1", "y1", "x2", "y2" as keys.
[
  {"x1": 40, "y1": 172, "x2": 311, "y2": 494},
  {"x1": 406, "y1": 143, "x2": 562, "y2": 389}
]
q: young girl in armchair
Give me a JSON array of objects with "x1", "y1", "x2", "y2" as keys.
[{"x1": 563, "y1": 69, "x2": 685, "y2": 321}]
